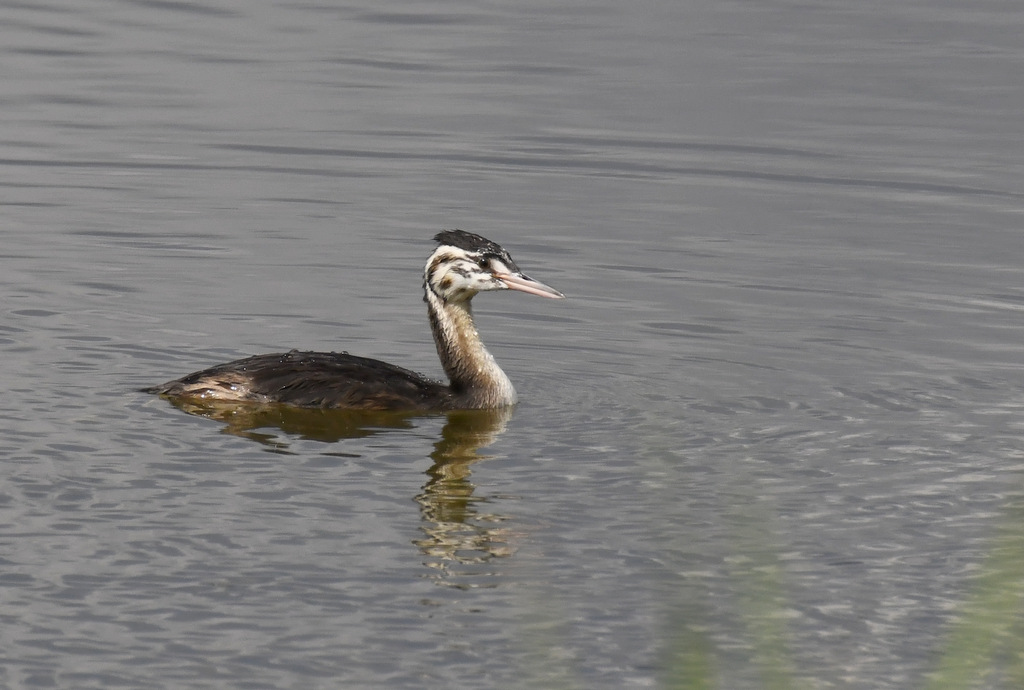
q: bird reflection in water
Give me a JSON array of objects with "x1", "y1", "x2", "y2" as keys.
[
  {"x1": 160, "y1": 398, "x2": 518, "y2": 585},
  {"x1": 414, "y1": 407, "x2": 518, "y2": 588}
]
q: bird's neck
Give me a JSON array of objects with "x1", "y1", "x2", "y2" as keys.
[{"x1": 425, "y1": 290, "x2": 517, "y2": 408}]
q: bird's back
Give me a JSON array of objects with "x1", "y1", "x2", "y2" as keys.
[{"x1": 147, "y1": 350, "x2": 453, "y2": 410}]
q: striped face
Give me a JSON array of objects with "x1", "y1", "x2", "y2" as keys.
[
  {"x1": 424, "y1": 245, "x2": 519, "y2": 303},
  {"x1": 424, "y1": 230, "x2": 564, "y2": 304}
]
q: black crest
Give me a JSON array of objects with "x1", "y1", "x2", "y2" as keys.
[{"x1": 434, "y1": 229, "x2": 507, "y2": 257}]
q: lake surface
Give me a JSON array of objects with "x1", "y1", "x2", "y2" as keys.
[{"x1": 2, "y1": 1, "x2": 1024, "y2": 688}]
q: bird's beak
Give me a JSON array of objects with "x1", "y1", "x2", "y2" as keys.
[{"x1": 496, "y1": 272, "x2": 565, "y2": 299}]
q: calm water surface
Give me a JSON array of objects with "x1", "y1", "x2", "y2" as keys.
[{"x1": 2, "y1": 1, "x2": 1024, "y2": 688}]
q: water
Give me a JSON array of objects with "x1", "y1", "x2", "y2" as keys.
[{"x1": 2, "y1": 0, "x2": 1024, "y2": 688}]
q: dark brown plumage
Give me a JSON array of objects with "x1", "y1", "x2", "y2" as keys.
[{"x1": 151, "y1": 350, "x2": 452, "y2": 410}]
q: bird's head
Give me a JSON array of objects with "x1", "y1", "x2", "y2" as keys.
[{"x1": 424, "y1": 229, "x2": 564, "y2": 304}]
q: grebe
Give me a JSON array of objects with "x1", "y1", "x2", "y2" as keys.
[{"x1": 146, "y1": 230, "x2": 564, "y2": 410}]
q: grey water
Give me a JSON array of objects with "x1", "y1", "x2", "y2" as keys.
[{"x1": 2, "y1": 0, "x2": 1024, "y2": 688}]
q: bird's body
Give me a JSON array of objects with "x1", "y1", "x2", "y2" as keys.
[{"x1": 146, "y1": 230, "x2": 563, "y2": 411}]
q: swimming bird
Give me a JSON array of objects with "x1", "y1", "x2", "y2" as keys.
[{"x1": 146, "y1": 230, "x2": 564, "y2": 410}]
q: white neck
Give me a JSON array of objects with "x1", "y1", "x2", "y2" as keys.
[{"x1": 425, "y1": 288, "x2": 517, "y2": 408}]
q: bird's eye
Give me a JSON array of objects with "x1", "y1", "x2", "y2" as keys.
[{"x1": 477, "y1": 257, "x2": 490, "y2": 269}]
